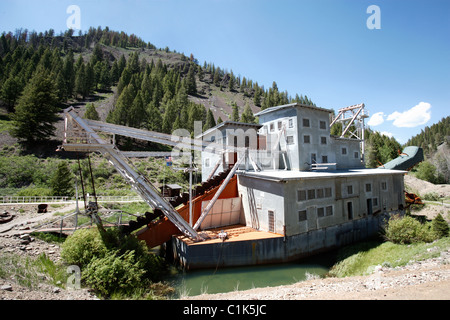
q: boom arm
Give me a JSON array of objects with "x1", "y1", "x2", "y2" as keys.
[{"x1": 62, "y1": 107, "x2": 202, "y2": 241}]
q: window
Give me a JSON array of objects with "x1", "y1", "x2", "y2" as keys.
[
  {"x1": 321, "y1": 136, "x2": 327, "y2": 145},
  {"x1": 298, "y1": 210, "x2": 307, "y2": 221},
  {"x1": 373, "y1": 198, "x2": 378, "y2": 207},
  {"x1": 322, "y1": 155, "x2": 328, "y2": 163},
  {"x1": 270, "y1": 123, "x2": 274, "y2": 132},
  {"x1": 277, "y1": 121, "x2": 282, "y2": 130},
  {"x1": 307, "y1": 189, "x2": 316, "y2": 200},
  {"x1": 287, "y1": 136, "x2": 294, "y2": 145},
  {"x1": 326, "y1": 205, "x2": 333, "y2": 216},
  {"x1": 288, "y1": 118, "x2": 294, "y2": 128},
  {"x1": 347, "y1": 185, "x2": 353, "y2": 195},
  {"x1": 311, "y1": 153, "x2": 316, "y2": 163},
  {"x1": 317, "y1": 207, "x2": 325, "y2": 217},
  {"x1": 320, "y1": 120, "x2": 326, "y2": 129},
  {"x1": 354, "y1": 151, "x2": 359, "y2": 159},
  {"x1": 317, "y1": 188, "x2": 324, "y2": 198},
  {"x1": 205, "y1": 158, "x2": 210, "y2": 167},
  {"x1": 325, "y1": 187, "x2": 332, "y2": 198},
  {"x1": 268, "y1": 211, "x2": 275, "y2": 232},
  {"x1": 297, "y1": 190, "x2": 306, "y2": 201},
  {"x1": 303, "y1": 135, "x2": 310, "y2": 143},
  {"x1": 381, "y1": 181, "x2": 387, "y2": 191},
  {"x1": 342, "y1": 147, "x2": 347, "y2": 155},
  {"x1": 365, "y1": 183, "x2": 372, "y2": 192},
  {"x1": 303, "y1": 118, "x2": 310, "y2": 127}
]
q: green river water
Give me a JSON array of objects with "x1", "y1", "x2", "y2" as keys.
[{"x1": 168, "y1": 252, "x2": 337, "y2": 298}]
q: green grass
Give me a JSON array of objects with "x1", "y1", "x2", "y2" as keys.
[
  {"x1": 0, "y1": 252, "x2": 68, "y2": 289},
  {"x1": 329, "y1": 237, "x2": 450, "y2": 278}
]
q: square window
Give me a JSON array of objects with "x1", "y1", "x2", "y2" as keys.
[
  {"x1": 304, "y1": 135, "x2": 311, "y2": 143},
  {"x1": 317, "y1": 207, "x2": 325, "y2": 217},
  {"x1": 322, "y1": 155, "x2": 328, "y2": 163},
  {"x1": 347, "y1": 185, "x2": 353, "y2": 195},
  {"x1": 307, "y1": 189, "x2": 316, "y2": 200},
  {"x1": 287, "y1": 136, "x2": 294, "y2": 145},
  {"x1": 297, "y1": 190, "x2": 306, "y2": 201},
  {"x1": 303, "y1": 118, "x2": 310, "y2": 127},
  {"x1": 320, "y1": 120, "x2": 326, "y2": 129},
  {"x1": 298, "y1": 210, "x2": 307, "y2": 221},
  {"x1": 321, "y1": 137, "x2": 327, "y2": 144},
  {"x1": 365, "y1": 183, "x2": 372, "y2": 192},
  {"x1": 317, "y1": 188, "x2": 324, "y2": 198}
]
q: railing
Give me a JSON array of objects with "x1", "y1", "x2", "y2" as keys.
[{"x1": 0, "y1": 195, "x2": 143, "y2": 204}]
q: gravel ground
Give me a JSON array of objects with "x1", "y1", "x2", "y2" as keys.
[
  {"x1": 1, "y1": 201, "x2": 449, "y2": 301},
  {"x1": 187, "y1": 253, "x2": 450, "y2": 300}
]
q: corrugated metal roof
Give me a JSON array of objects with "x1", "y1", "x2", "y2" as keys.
[
  {"x1": 196, "y1": 120, "x2": 262, "y2": 138},
  {"x1": 254, "y1": 103, "x2": 333, "y2": 117}
]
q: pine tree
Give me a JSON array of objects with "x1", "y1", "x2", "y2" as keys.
[
  {"x1": 231, "y1": 103, "x2": 240, "y2": 122},
  {"x1": 50, "y1": 161, "x2": 74, "y2": 196},
  {"x1": 186, "y1": 64, "x2": 197, "y2": 95},
  {"x1": 203, "y1": 109, "x2": 216, "y2": 131},
  {"x1": 240, "y1": 103, "x2": 255, "y2": 123},
  {"x1": 1, "y1": 75, "x2": 21, "y2": 112},
  {"x1": 432, "y1": 213, "x2": 449, "y2": 238},
  {"x1": 84, "y1": 103, "x2": 100, "y2": 120},
  {"x1": 12, "y1": 67, "x2": 59, "y2": 145}
]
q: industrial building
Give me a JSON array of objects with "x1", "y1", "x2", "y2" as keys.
[{"x1": 62, "y1": 102, "x2": 409, "y2": 269}]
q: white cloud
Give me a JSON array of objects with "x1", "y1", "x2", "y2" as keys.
[
  {"x1": 387, "y1": 102, "x2": 431, "y2": 128},
  {"x1": 367, "y1": 112, "x2": 385, "y2": 126},
  {"x1": 379, "y1": 131, "x2": 393, "y2": 138}
]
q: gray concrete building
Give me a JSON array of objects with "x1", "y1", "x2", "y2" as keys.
[{"x1": 173, "y1": 103, "x2": 406, "y2": 269}]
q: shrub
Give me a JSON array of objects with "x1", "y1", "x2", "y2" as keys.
[
  {"x1": 423, "y1": 192, "x2": 440, "y2": 201},
  {"x1": 384, "y1": 214, "x2": 438, "y2": 244},
  {"x1": 82, "y1": 250, "x2": 145, "y2": 297},
  {"x1": 61, "y1": 226, "x2": 167, "y2": 298},
  {"x1": 60, "y1": 227, "x2": 108, "y2": 268},
  {"x1": 432, "y1": 213, "x2": 449, "y2": 238}
]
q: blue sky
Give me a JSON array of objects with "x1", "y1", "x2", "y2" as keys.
[{"x1": 1, "y1": 0, "x2": 449, "y2": 144}]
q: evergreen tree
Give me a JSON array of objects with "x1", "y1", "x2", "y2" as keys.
[
  {"x1": 50, "y1": 161, "x2": 74, "y2": 196},
  {"x1": 432, "y1": 213, "x2": 449, "y2": 238},
  {"x1": 1, "y1": 75, "x2": 21, "y2": 112},
  {"x1": 128, "y1": 91, "x2": 146, "y2": 128},
  {"x1": 203, "y1": 109, "x2": 216, "y2": 131},
  {"x1": 185, "y1": 64, "x2": 197, "y2": 95},
  {"x1": 231, "y1": 102, "x2": 240, "y2": 122},
  {"x1": 146, "y1": 101, "x2": 162, "y2": 131},
  {"x1": 240, "y1": 103, "x2": 255, "y2": 123},
  {"x1": 75, "y1": 63, "x2": 87, "y2": 99},
  {"x1": 84, "y1": 103, "x2": 100, "y2": 120},
  {"x1": 228, "y1": 71, "x2": 235, "y2": 91},
  {"x1": 12, "y1": 67, "x2": 59, "y2": 145}
]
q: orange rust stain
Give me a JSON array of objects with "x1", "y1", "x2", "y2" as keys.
[{"x1": 137, "y1": 176, "x2": 238, "y2": 248}]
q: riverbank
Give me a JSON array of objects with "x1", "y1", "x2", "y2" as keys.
[{"x1": 185, "y1": 251, "x2": 450, "y2": 300}]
